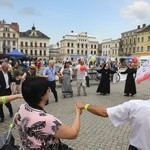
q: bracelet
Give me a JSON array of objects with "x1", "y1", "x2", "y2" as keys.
[
  {"x1": 1, "y1": 96, "x2": 6, "y2": 104},
  {"x1": 84, "y1": 104, "x2": 90, "y2": 110}
]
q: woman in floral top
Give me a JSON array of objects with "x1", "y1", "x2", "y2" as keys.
[{"x1": 16, "y1": 77, "x2": 81, "y2": 150}]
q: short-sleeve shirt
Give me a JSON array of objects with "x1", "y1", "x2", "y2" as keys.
[
  {"x1": 107, "y1": 100, "x2": 150, "y2": 150},
  {"x1": 17, "y1": 103, "x2": 62, "y2": 150},
  {"x1": 43, "y1": 66, "x2": 57, "y2": 81},
  {"x1": 74, "y1": 64, "x2": 87, "y2": 80}
]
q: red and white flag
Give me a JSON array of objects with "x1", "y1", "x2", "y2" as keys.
[{"x1": 135, "y1": 58, "x2": 150, "y2": 83}]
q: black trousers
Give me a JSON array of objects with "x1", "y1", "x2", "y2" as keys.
[
  {"x1": 85, "y1": 76, "x2": 90, "y2": 87},
  {"x1": 48, "y1": 81, "x2": 58, "y2": 101},
  {"x1": 128, "y1": 145, "x2": 138, "y2": 150},
  {"x1": 0, "y1": 88, "x2": 13, "y2": 119}
]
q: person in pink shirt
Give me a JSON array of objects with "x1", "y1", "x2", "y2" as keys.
[{"x1": 16, "y1": 77, "x2": 81, "y2": 150}]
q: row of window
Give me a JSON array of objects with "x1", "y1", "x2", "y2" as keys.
[
  {"x1": 122, "y1": 36, "x2": 150, "y2": 44},
  {"x1": 103, "y1": 43, "x2": 118, "y2": 48},
  {"x1": 67, "y1": 43, "x2": 97, "y2": 49},
  {"x1": 20, "y1": 49, "x2": 47, "y2": 56},
  {"x1": 137, "y1": 46, "x2": 150, "y2": 52},
  {"x1": 137, "y1": 36, "x2": 150, "y2": 42},
  {"x1": 20, "y1": 42, "x2": 47, "y2": 47},
  {"x1": 67, "y1": 49, "x2": 97, "y2": 55},
  {"x1": 2, "y1": 33, "x2": 16, "y2": 38},
  {"x1": 3, "y1": 40, "x2": 16, "y2": 46},
  {"x1": 103, "y1": 50, "x2": 118, "y2": 55}
]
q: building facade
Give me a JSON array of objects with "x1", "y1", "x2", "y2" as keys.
[
  {"x1": 0, "y1": 21, "x2": 50, "y2": 60},
  {"x1": 136, "y1": 24, "x2": 150, "y2": 57},
  {"x1": 19, "y1": 25, "x2": 50, "y2": 60},
  {"x1": 121, "y1": 24, "x2": 147, "y2": 56},
  {"x1": 101, "y1": 38, "x2": 120, "y2": 59},
  {"x1": 0, "y1": 20, "x2": 19, "y2": 55},
  {"x1": 60, "y1": 31, "x2": 99, "y2": 60}
]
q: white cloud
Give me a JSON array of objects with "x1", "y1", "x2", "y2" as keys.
[
  {"x1": 121, "y1": 0, "x2": 150, "y2": 24},
  {"x1": 18, "y1": 7, "x2": 40, "y2": 16},
  {"x1": 0, "y1": 0, "x2": 14, "y2": 8}
]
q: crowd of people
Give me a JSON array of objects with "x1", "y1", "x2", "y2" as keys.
[{"x1": 0, "y1": 57, "x2": 148, "y2": 150}]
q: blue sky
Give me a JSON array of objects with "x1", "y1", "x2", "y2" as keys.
[{"x1": 1, "y1": 0, "x2": 150, "y2": 44}]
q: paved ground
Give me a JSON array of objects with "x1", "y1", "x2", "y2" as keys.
[{"x1": 0, "y1": 79, "x2": 150, "y2": 150}]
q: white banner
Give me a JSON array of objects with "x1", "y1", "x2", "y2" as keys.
[{"x1": 135, "y1": 58, "x2": 150, "y2": 83}]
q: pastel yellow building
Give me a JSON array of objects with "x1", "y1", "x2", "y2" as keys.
[{"x1": 136, "y1": 25, "x2": 150, "y2": 57}]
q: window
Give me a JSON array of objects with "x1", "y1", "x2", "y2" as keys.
[
  {"x1": 81, "y1": 50, "x2": 83, "y2": 55},
  {"x1": 21, "y1": 42, "x2": 23, "y2": 46},
  {"x1": 31, "y1": 42, "x2": 33, "y2": 47},
  {"x1": 71, "y1": 43, "x2": 74, "y2": 47},
  {"x1": 91, "y1": 51, "x2": 93, "y2": 54},
  {"x1": 138, "y1": 38, "x2": 140, "y2": 42},
  {"x1": 40, "y1": 43, "x2": 42, "y2": 47},
  {"x1": 7, "y1": 33, "x2": 10, "y2": 38},
  {"x1": 44, "y1": 43, "x2": 46, "y2": 47},
  {"x1": 35, "y1": 50, "x2": 37, "y2": 55},
  {"x1": 31, "y1": 50, "x2": 33, "y2": 55},
  {"x1": 91, "y1": 45, "x2": 93, "y2": 49},
  {"x1": 21, "y1": 50, "x2": 23, "y2": 53},
  {"x1": 71, "y1": 49, "x2": 73, "y2": 54},
  {"x1": 147, "y1": 46, "x2": 150, "y2": 51},
  {"x1": 85, "y1": 50, "x2": 87, "y2": 55},
  {"x1": 140, "y1": 46, "x2": 143, "y2": 51},
  {"x1": 94, "y1": 45, "x2": 96, "y2": 49},
  {"x1": 13, "y1": 34, "x2": 15, "y2": 38},
  {"x1": 68, "y1": 43, "x2": 70, "y2": 47},
  {"x1": 35, "y1": 43, "x2": 37, "y2": 47},
  {"x1": 13, "y1": 41, "x2": 15, "y2": 46},
  {"x1": 81, "y1": 44, "x2": 84, "y2": 48},
  {"x1": 25, "y1": 42, "x2": 28, "y2": 46},
  {"x1": 7, "y1": 40, "x2": 10, "y2": 46},
  {"x1": 85, "y1": 44, "x2": 88, "y2": 48},
  {"x1": 77, "y1": 50, "x2": 79, "y2": 54},
  {"x1": 4, "y1": 27, "x2": 9, "y2": 31},
  {"x1": 40, "y1": 50, "x2": 42, "y2": 55},
  {"x1": 25, "y1": 50, "x2": 28, "y2": 54},
  {"x1": 141, "y1": 37, "x2": 144, "y2": 42},
  {"x1": 94, "y1": 51, "x2": 96, "y2": 54},
  {"x1": 77, "y1": 43, "x2": 80, "y2": 48},
  {"x1": 133, "y1": 47, "x2": 136, "y2": 53},
  {"x1": 3, "y1": 33, "x2": 5, "y2": 37},
  {"x1": 137, "y1": 47, "x2": 139, "y2": 52},
  {"x1": 44, "y1": 51, "x2": 46, "y2": 56},
  {"x1": 148, "y1": 36, "x2": 150, "y2": 41},
  {"x1": 67, "y1": 49, "x2": 70, "y2": 54}
]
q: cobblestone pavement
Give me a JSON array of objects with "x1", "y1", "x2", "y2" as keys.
[{"x1": 0, "y1": 79, "x2": 150, "y2": 150}]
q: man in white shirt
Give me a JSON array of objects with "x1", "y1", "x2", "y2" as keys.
[
  {"x1": 76, "y1": 100, "x2": 150, "y2": 150},
  {"x1": 74, "y1": 60, "x2": 88, "y2": 96}
]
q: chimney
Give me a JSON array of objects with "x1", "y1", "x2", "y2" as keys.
[
  {"x1": 10, "y1": 22, "x2": 19, "y2": 32},
  {"x1": 143, "y1": 24, "x2": 146, "y2": 28},
  {"x1": 137, "y1": 25, "x2": 140, "y2": 29}
]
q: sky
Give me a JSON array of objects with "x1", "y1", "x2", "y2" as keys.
[{"x1": 1, "y1": 0, "x2": 150, "y2": 44}]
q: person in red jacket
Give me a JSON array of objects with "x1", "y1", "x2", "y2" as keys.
[{"x1": 35, "y1": 59, "x2": 41, "y2": 72}]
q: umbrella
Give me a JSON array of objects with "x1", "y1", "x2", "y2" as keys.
[{"x1": 5, "y1": 49, "x2": 26, "y2": 58}]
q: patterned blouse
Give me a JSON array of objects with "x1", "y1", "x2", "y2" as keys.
[{"x1": 17, "y1": 103, "x2": 62, "y2": 150}]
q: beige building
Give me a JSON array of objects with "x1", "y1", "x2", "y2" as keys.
[
  {"x1": 136, "y1": 24, "x2": 150, "y2": 57},
  {"x1": 19, "y1": 25, "x2": 50, "y2": 60},
  {"x1": 60, "y1": 31, "x2": 99, "y2": 60},
  {"x1": 0, "y1": 20, "x2": 19, "y2": 55},
  {"x1": 121, "y1": 24, "x2": 147, "y2": 56},
  {"x1": 101, "y1": 38, "x2": 120, "y2": 59}
]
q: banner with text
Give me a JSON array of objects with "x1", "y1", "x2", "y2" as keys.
[{"x1": 135, "y1": 58, "x2": 150, "y2": 83}]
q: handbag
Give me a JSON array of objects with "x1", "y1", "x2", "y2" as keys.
[
  {"x1": 58, "y1": 140, "x2": 73, "y2": 150},
  {"x1": 0, "y1": 114, "x2": 20, "y2": 150}
]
